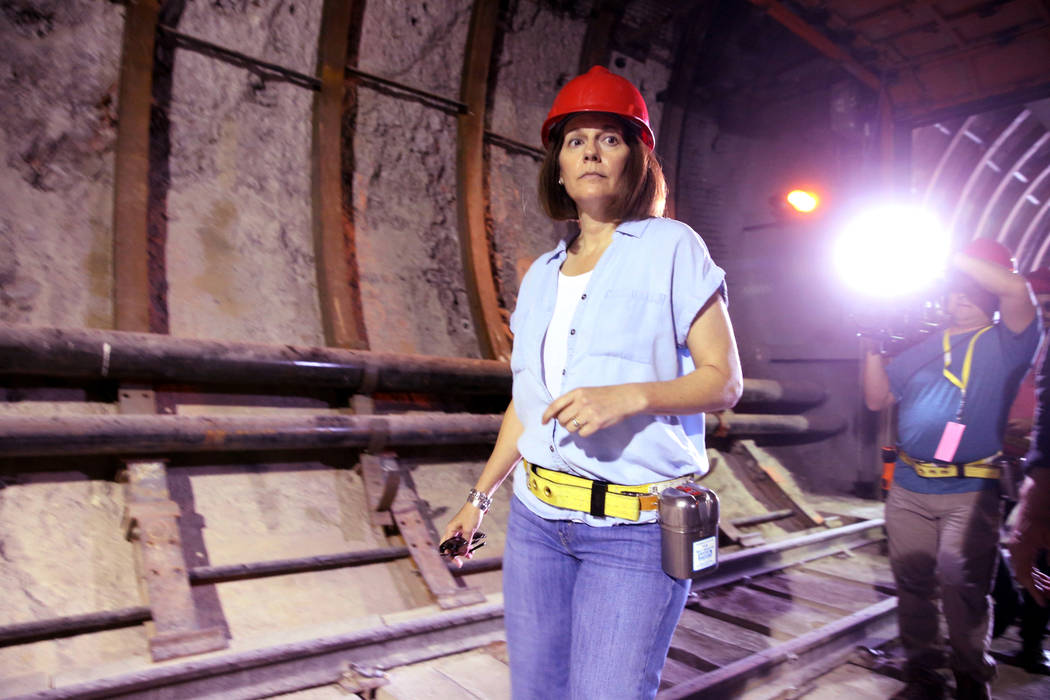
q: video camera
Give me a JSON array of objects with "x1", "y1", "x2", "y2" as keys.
[{"x1": 850, "y1": 286, "x2": 948, "y2": 357}]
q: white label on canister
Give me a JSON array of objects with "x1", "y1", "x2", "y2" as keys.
[{"x1": 692, "y1": 536, "x2": 717, "y2": 572}]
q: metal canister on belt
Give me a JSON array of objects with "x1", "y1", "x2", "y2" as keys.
[{"x1": 658, "y1": 482, "x2": 719, "y2": 580}]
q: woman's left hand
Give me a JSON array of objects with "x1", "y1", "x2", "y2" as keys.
[{"x1": 542, "y1": 384, "x2": 647, "y2": 438}]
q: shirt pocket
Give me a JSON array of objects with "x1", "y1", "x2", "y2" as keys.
[{"x1": 588, "y1": 289, "x2": 669, "y2": 364}]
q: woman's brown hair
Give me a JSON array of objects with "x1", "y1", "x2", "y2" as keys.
[{"x1": 537, "y1": 115, "x2": 667, "y2": 222}]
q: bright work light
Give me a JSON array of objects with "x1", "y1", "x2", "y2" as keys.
[
  {"x1": 786, "y1": 189, "x2": 819, "y2": 213},
  {"x1": 833, "y1": 204, "x2": 950, "y2": 299}
]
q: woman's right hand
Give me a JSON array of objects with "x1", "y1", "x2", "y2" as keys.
[{"x1": 440, "y1": 502, "x2": 485, "y2": 568}]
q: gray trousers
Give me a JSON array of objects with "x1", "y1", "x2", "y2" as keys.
[{"x1": 885, "y1": 484, "x2": 1003, "y2": 682}]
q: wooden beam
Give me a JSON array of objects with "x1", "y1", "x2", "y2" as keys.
[
  {"x1": 456, "y1": 0, "x2": 510, "y2": 361},
  {"x1": 747, "y1": 0, "x2": 881, "y2": 92},
  {"x1": 312, "y1": 0, "x2": 368, "y2": 349},
  {"x1": 113, "y1": 0, "x2": 161, "y2": 332}
]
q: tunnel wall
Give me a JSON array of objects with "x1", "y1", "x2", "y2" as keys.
[{"x1": 0, "y1": 0, "x2": 679, "y2": 686}]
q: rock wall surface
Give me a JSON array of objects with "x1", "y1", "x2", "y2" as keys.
[{"x1": 0, "y1": 0, "x2": 121, "y2": 330}]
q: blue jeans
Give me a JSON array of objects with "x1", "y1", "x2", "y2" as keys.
[{"x1": 503, "y1": 495, "x2": 690, "y2": 700}]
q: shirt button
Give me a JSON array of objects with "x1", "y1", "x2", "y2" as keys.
[
  {"x1": 549, "y1": 445, "x2": 555, "y2": 452},
  {"x1": 561, "y1": 369, "x2": 566, "y2": 375},
  {"x1": 581, "y1": 293, "x2": 587, "y2": 300},
  {"x1": 570, "y1": 329, "x2": 576, "y2": 335}
]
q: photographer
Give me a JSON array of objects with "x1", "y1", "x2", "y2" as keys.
[{"x1": 862, "y1": 239, "x2": 1041, "y2": 700}]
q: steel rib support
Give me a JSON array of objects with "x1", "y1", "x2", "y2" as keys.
[
  {"x1": 456, "y1": 0, "x2": 511, "y2": 361},
  {"x1": 1000, "y1": 154, "x2": 1050, "y2": 255},
  {"x1": 112, "y1": 0, "x2": 161, "y2": 333},
  {"x1": 922, "y1": 115, "x2": 979, "y2": 210},
  {"x1": 312, "y1": 0, "x2": 368, "y2": 349},
  {"x1": 948, "y1": 109, "x2": 1030, "y2": 237},
  {"x1": 976, "y1": 132, "x2": 1050, "y2": 241},
  {"x1": 1024, "y1": 197, "x2": 1050, "y2": 270}
]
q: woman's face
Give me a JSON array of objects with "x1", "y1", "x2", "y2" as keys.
[{"x1": 557, "y1": 113, "x2": 630, "y2": 215}]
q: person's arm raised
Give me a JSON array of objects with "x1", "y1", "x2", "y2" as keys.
[{"x1": 952, "y1": 251, "x2": 1037, "y2": 333}]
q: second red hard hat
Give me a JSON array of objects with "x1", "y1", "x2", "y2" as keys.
[
  {"x1": 961, "y1": 238, "x2": 1015, "y2": 271},
  {"x1": 541, "y1": 66, "x2": 655, "y2": 150}
]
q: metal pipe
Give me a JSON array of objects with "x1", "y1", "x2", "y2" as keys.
[
  {"x1": 0, "y1": 410, "x2": 842, "y2": 458},
  {"x1": 0, "y1": 324, "x2": 511, "y2": 394},
  {"x1": 189, "y1": 548, "x2": 502, "y2": 584},
  {"x1": 729, "y1": 508, "x2": 795, "y2": 527},
  {"x1": 158, "y1": 25, "x2": 321, "y2": 91},
  {"x1": 0, "y1": 413, "x2": 503, "y2": 458},
  {"x1": 0, "y1": 607, "x2": 151, "y2": 648},
  {"x1": 0, "y1": 325, "x2": 827, "y2": 406}
]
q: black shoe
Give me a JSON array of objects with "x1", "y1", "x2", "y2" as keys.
[
  {"x1": 952, "y1": 671, "x2": 990, "y2": 700},
  {"x1": 1014, "y1": 648, "x2": 1050, "y2": 675}
]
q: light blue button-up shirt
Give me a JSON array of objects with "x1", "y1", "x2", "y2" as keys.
[{"x1": 509, "y1": 217, "x2": 727, "y2": 525}]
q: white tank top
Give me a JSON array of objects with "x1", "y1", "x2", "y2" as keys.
[{"x1": 543, "y1": 270, "x2": 592, "y2": 396}]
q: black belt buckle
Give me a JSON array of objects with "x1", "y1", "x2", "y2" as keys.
[{"x1": 589, "y1": 480, "x2": 609, "y2": 518}]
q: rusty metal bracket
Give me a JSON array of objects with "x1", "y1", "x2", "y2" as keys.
[
  {"x1": 122, "y1": 459, "x2": 227, "y2": 661},
  {"x1": 119, "y1": 384, "x2": 157, "y2": 415},
  {"x1": 390, "y1": 490, "x2": 486, "y2": 610},
  {"x1": 338, "y1": 663, "x2": 390, "y2": 694},
  {"x1": 359, "y1": 453, "x2": 484, "y2": 609},
  {"x1": 359, "y1": 453, "x2": 399, "y2": 527}
]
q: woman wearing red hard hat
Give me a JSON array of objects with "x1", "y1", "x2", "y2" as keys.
[{"x1": 441, "y1": 66, "x2": 742, "y2": 698}]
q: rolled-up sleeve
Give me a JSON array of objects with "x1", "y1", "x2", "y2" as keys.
[{"x1": 671, "y1": 228, "x2": 727, "y2": 346}]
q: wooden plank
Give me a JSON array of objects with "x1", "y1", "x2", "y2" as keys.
[
  {"x1": 659, "y1": 656, "x2": 702, "y2": 690},
  {"x1": 695, "y1": 586, "x2": 840, "y2": 641},
  {"x1": 747, "y1": 569, "x2": 889, "y2": 615},
  {"x1": 798, "y1": 550, "x2": 896, "y2": 594},
  {"x1": 669, "y1": 626, "x2": 752, "y2": 669},
  {"x1": 736, "y1": 440, "x2": 826, "y2": 528},
  {"x1": 676, "y1": 607, "x2": 775, "y2": 653}
]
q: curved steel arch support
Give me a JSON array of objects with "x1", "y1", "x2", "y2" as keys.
[
  {"x1": 948, "y1": 110, "x2": 1031, "y2": 237},
  {"x1": 312, "y1": 0, "x2": 368, "y2": 349},
  {"x1": 1020, "y1": 196, "x2": 1050, "y2": 271},
  {"x1": 456, "y1": 0, "x2": 510, "y2": 361},
  {"x1": 978, "y1": 132, "x2": 1050, "y2": 241},
  {"x1": 922, "y1": 115, "x2": 979, "y2": 210},
  {"x1": 113, "y1": 0, "x2": 161, "y2": 333}
]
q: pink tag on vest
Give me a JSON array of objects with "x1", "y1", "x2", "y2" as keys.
[{"x1": 933, "y1": 422, "x2": 966, "y2": 462}]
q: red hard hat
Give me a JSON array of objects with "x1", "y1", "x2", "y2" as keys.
[
  {"x1": 541, "y1": 66, "x2": 654, "y2": 150},
  {"x1": 1026, "y1": 268, "x2": 1050, "y2": 295},
  {"x1": 961, "y1": 238, "x2": 1015, "y2": 271}
]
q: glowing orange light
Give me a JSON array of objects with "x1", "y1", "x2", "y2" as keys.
[{"x1": 786, "y1": 189, "x2": 820, "y2": 213}]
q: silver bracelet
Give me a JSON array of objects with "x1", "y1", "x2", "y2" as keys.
[{"x1": 467, "y1": 488, "x2": 492, "y2": 513}]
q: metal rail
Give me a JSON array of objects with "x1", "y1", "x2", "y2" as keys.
[
  {"x1": 12, "y1": 521, "x2": 888, "y2": 699},
  {"x1": 0, "y1": 551, "x2": 501, "y2": 648}
]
